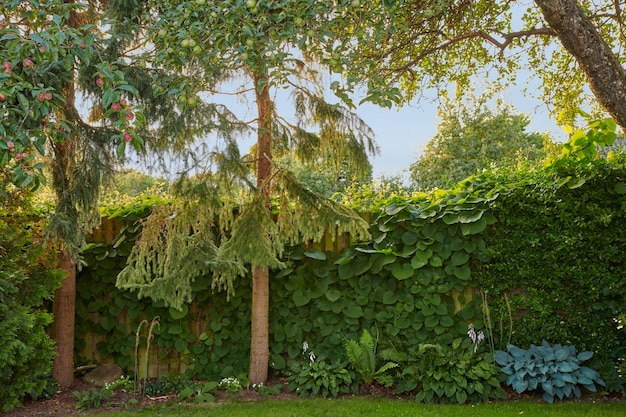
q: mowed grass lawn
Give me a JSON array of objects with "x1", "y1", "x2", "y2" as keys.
[{"x1": 85, "y1": 398, "x2": 626, "y2": 417}]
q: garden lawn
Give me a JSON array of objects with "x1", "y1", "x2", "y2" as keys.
[{"x1": 83, "y1": 398, "x2": 626, "y2": 417}]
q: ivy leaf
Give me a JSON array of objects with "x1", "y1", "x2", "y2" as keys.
[
  {"x1": 292, "y1": 290, "x2": 311, "y2": 307},
  {"x1": 390, "y1": 263, "x2": 414, "y2": 280}
]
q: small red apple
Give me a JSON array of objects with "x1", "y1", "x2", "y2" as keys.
[
  {"x1": 39, "y1": 46, "x2": 46, "y2": 53},
  {"x1": 44, "y1": 92, "x2": 52, "y2": 100},
  {"x1": 37, "y1": 93, "x2": 46, "y2": 101},
  {"x1": 3, "y1": 61, "x2": 11, "y2": 74},
  {"x1": 111, "y1": 102, "x2": 121, "y2": 111},
  {"x1": 123, "y1": 132, "x2": 132, "y2": 142},
  {"x1": 126, "y1": 111, "x2": 135, "y2": 120},
  {"x1": 96, "y1": 77, "x2": 104, "y2": 87},
  {"x1": 0, "y1": 93, "x2": 6, "y2": 101},
  {"x1": 23, "y1": 58, "x2": 34, "y2": 68}
]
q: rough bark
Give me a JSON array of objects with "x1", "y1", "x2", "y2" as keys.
[
  {"x1": 534, "y1": 0, "x2": 626, "y2": 130},
  {"x1": 249, "y1": 72, "x2": 273, "y2": 385},
  {"x1": 51, "y1": 253, "x2": 76, "y2": 389}
]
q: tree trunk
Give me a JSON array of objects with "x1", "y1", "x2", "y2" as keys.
[
  {"x1": 249, "y1": 72, "x2": 273, "y2": 385},
  {"x1": 51, "y1": 253, "x2": 76, "y2": 389},
  {"x1": 534, "y1": 0, "x2": 626, "y2": 130}
]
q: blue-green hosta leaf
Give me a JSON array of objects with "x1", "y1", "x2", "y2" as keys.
[
  {"x1": 494, "y1": 350, "x2": 510, "y2": 366},
  {"x1": 555, "y1": 347, "x2": 571, "y2": 361},
  {"x1": 512, "y1": 379, "x2": 529, "y2": 393},
  {"x1": 577, "y1": 350, "x2": 593, "y2": 361}
]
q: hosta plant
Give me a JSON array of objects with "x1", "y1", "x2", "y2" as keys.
[
  {"x1": 383, "y1": 338, "x2": 506, "y2": 404},
  {"x1": 495, "y1": 340, "x2": 606, "y2": 403}
]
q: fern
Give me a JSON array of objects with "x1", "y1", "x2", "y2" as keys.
[{"x1": 344, "y1": 330, "x2": 398, "y2": 387}]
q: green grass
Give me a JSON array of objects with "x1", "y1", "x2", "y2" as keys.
[{"x1": 85, "y1": 398, "x2": 626, "y2": 417}]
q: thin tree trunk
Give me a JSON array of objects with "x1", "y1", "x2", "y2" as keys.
[
  {"x1": 534, "y1": 0, "x2": 626, "y2": 130},
  {"x1": 249, "y1": 72, "x2": 273, "y2": 385},
  {"x1": 51, "y1": 253, "x2": 76, "y2": 388}
]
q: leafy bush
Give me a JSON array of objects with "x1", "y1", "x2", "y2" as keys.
[
  {"x1": 143, "y1": 374, "x2": 200, "y2": 397},
  {"x1": 384, "y1": 338, "x2": 505, "y2": 404},
  {"x1": 74, "y1": 375, "x2": 134, "y2": 410},
  {"x1": 286, "y1": 356, "x2": 358, "y2": 398},
  {"x1": 344, "y1": 329, "x2": 397, "y2": 387},
  {"x1": 0, "y1": 217, "x2": 64, "y2": 412},
  {"x1": 495, "y1": 341, "x2": 606, "y2": 403}
]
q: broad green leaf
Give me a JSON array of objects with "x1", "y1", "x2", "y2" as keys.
[
  {"x1": 459, "y1": 209, "x2": 484, "y2": 223},
  {"x1": 344, "y1": 305, "x2": 364, "y2": 318},
  {"x1": 460, "y1": 217, "x2": 487, "y2": 235},
  {"x1": 450, "y1": 251, "x2": 469, "y2": 266},
  {"x1": 325, "y1": 288, "x2": 342, "y2": 302},
  {"x1": 169, "y1": 304, "x2": 188, "y2": 320},
  {"x1": 304, "y1": 249, "x2": 326, "y2": 260},
  {"x1": 292, "y1": 290, "x2": 311, "y2": 307},
  {"x1": 390, "y1": 263, "x2": 414, "y2": 280}
]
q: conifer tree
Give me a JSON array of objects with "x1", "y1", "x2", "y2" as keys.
[{"x1": 116, "y1": 0, "x2": 377, "y2": 384}]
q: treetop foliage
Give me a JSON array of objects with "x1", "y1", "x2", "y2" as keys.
[{"x1": 410, "y1": 94, "x2": 551, "y2": 190}]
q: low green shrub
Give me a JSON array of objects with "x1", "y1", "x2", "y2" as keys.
[
  {"x1": 495, "y1": 341, "x2": 606, "y2": 403},
  {"x1": 74, "y1": 376, "x2": 134, "y2": 410},
  {"x1": 344, "y1": 329, "x2": 398, "y2": 387},
  {"x1": 286, "y1": 344, "x2": 358, "y2": 398},
  {"x1": 143, "y1": 374, "x2": 199, "y2": 397},
  {"x1": 286, "y1": 358, "x2": 358, "y2": 398},
  {"x1": 384, "y1": 338, "x2": 505, "y2": 404}
]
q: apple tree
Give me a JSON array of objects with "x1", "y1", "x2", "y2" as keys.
[
  {"x1": 329, "y1": 0, "x2": 626, "y2": 130},
  {"x1": 0, "y1": 0, "x2": 150, "y2": 387}
]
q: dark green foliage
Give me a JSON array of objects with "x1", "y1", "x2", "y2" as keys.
[
  {"x1": 475, "y1": 156, "x2": 626, "y2": 391},
  {"x1": 76, "y1": 149, "x2": 626, "y2": 397},
  {"x1": 285, "y1": 358, "x2": 358, "y2": 398},
  {"x1": 73, "y1": 387, "x2": 113, "y2": 410},
  {"x1": 344, "y1": 329, "x2": 398, "y2": 387},
  {"x1": 143, "y1": 374, "x2": 200, "y2": 397},
  {"x1": 382, "y1": 338, "x2": 505, "y2": 404},
  {"x1": 0, "y1": 217, "x2": 64, "y2": 412},
  {"x1": 495, "y1": 341, "x2": 605, "y2": 403}
]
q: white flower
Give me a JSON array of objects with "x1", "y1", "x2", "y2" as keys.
[{"x1": 302, "y1": 341, "x2": 309, "y2": 354}]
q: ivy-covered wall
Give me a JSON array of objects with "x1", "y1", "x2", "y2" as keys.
[{"x1": 75, "y1": 158, "x2": 625, "y2": 391}]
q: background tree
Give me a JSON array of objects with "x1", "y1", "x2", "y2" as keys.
[
  {"x1": 330, "y1": 0, "x2": 626, "y2": 130},
  {"x1": 116, "y1": 0, "x2": 376, "y2": 385},
  {"x1": 409, "y1": 94, "x2": 551, "y2": 190},
  {"x1": 109, "y1": 168, "x2": 169, "y2": 197}
]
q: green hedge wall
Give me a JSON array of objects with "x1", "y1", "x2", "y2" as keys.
[
  {"x1": 75, "y1": 157, "x2": 625, "y2": 391},
  {"x1": 474, "y1": 158, "x2": 626, "y2": 391}
]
